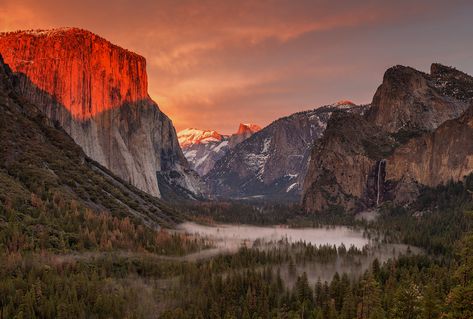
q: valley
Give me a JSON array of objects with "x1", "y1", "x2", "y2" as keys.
[{"x1": 1, "y1": 10, "x2": 473, "y2": 318}]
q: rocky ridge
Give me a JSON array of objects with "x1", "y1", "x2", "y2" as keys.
[
  {"x1": 303, "y1": 64, "x2": 473, "y2": 212},
  {"x1": 205, "y1": 102, "x2": 366, "y2": 200}
]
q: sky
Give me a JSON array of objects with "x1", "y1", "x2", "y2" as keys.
[{"x1": 1, "y1": 0, "x2": 473, "y2": 134}]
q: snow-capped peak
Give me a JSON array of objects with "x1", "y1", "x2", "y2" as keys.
[{"x1": 177, "y1": 128, "x2": 225, "y2": 147}]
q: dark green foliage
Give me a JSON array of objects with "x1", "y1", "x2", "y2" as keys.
[
  {"x1": 375, "y1": 177, "x2": 473, "y2": 256},
  {"x1": 445, "y1": 231, "x2": 473, "y2": 318}
]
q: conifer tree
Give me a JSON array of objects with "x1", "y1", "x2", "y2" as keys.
[
  {"x1": 357, "y1": 274, "x2": 384, "y2": 319},
  {"x1": 446, "y1": 230, "x2": 473, "y2": 319},
  {"x1": 391, "y1": 279, "x2": 422, "y2": 319}
]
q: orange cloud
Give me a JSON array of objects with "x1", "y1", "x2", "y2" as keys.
[{"x1": 1, "y1": 0, "x2": 472, "y2": 133}]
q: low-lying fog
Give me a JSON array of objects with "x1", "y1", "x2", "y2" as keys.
[
  {"x1": 179, "y1": 222, "x2": 422, "y2": 285},
  {"x1": 180, "y1": 222, "x2": 369, "y2": 251},
  {"x1": 279, "y1": 243, "x2": 420, "y2": 286}
]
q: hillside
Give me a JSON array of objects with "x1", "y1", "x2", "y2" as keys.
[{"x1": 0, "y1": 53, "x2": 183, "y2": 236}]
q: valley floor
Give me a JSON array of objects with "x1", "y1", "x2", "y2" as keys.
[{"x1": 2, "y1": 176, "x2": 473, "y2": 318}]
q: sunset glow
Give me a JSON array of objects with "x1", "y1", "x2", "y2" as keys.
[{"x1": 2, "y1": 0, "x2": 473, "y2": 133}]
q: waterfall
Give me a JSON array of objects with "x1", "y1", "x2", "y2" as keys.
[{"x1": 376, "y1": 159, "x2": 386, "y2": 206}]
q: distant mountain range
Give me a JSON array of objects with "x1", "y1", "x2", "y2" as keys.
[
  {"x1": 178, "y1": 123, "x2": 261, "y2": 176},
  {"x1": 197, "y1": 63, "x2": 473, "y2": 211},
  {"x1": 204, "y1": 101, "x2": 366, "y2": 200},
  {"x1": 2, "y1": 28, "x2": 473, "y2": 214}
]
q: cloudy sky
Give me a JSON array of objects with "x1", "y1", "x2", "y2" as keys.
[{"x1": 2, "y1": 0, "x2": 473, "y2": 133}]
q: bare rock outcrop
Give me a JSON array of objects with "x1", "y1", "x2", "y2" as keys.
[
  {"x1": 303, "y1": 63, "x2": 473, "y2": 212},
  {"x1": 366, "y1": 64, "x2": 471, "y2": 133},
  {"x1": 385, "y1": 103, "x2": 473, "y2": 204}
]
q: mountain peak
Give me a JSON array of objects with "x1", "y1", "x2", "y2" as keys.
[
  {"x1": 367, "y1": 62, "x2": 470, "y2": 133},
  {"x1": 2, "y1": 27, "x2": 88, "y2": 37},
  {"x1": 177, "y1": 128, "x2": 225, "y2": 147},
  {"x1": 236, "y1": 123, "x2": 261, "y2": 135},
  {"x1": 430, "y1": 63, "x2": 473, "y2": 101},
  {"x1": 430, "y1": 63, "x2": 462, "y2": 76},
  {"x1": 334, "y1": 100, "x2": 355, "y2": 107}
]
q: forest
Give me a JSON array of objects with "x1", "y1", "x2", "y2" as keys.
[{"x1": 1, "y1": 172, "x2": 473, "y2": 318}]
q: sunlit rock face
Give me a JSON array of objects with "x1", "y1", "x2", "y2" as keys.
[
  {"x1": 0, "y1": 28, "x2": 148, "y2": 119},
  {"x1": 228, "y1": 123, "x2": 262, "y2": 148},
  {"x1": 0, "y1": 28, "x2": 203, "y2": 199}
]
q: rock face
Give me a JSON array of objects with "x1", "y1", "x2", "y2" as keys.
[
  {"x1": 366, "y1": 64, "x2": 472, "y2": 133},
  {"x1": 0, "y1": 53, "x2": 181, "y2": 229},
  {"x1": 230, "y1": 123, "x2": 262, "y2": 147},
  {"x1": 302, "y1": 111, "x2": 396, "y2": 212},
  {"x1": 0, "y1": 28, "x2": 202, "y2": 199},
  {"x1": 303, "y1": 64, "x2": 473, "y2": 212},
  {"x1": 206, "y1": 102, "x2": 366, "y2": 200},
  {"x1": 385, "y1": 103, "x2": 473, "y2": 204},
  {"x1": 178, "y1": 124, "x2": 260, "y2": 176}
]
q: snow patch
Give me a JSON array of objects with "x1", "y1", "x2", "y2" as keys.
[
  {"x1": 262, "y1": 137, "x2": 272, "y2": 153},
  {"x1": 183, "y1": 150, "x2": 198, "y2": 162},
  {"x1": 195, "y1": 153, "x2": 210, "y2": 169},
  {"x1": 178, "y1": 128, "x2": 224, "y2": 147},
  {"x1": 212, "y1": 140, "x2": 228, "y2": 153},
  {"x1": 286, "y1": 182, "x2": 299, "y2": 192}
]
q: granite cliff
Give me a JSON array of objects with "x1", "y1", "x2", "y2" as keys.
[
  {"x1": 0, "y1": 53, "x2": 181, "y2": 228},
  {"x1": 385, "y1": 103, "x2": 473, "y2": 204},
  {"x1": 0, "y1": 28, "x2": 202, "y2": 199},
  {"x1": 303, "y1": 64, "x2": 473, "y2": 212},
  {"x1": 366, "y1": 64, "x2": 472, "y2": 133}
]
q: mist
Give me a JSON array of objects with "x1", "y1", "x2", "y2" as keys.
[
  {"x1": 179, "y1": 222, "x2": 421, "y2": 285},
  {"x1": 180, "y1": 222, "x2": 369, "y2": 252}
]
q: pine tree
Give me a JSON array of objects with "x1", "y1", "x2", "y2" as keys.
[
  {"x1": 330, "y1": 272, "x2": 343, "y2": 311},
  {"x1": 391, "y1": 280, "x2": 422, "y2": 319},
  {"x1": 327, "y1": 299, "x2": 339, "y2": 319},
  {"x1": 421, "y1": 283, "x2": 441, "y2": 319},
  {"x1": 340, "y1": 288, "x2": 356, "y2": 319},
  {"x1": 357, "y1": 274, "x2": 384, "y2": 319},
  {"x1": 446, "y1": 231, "x2": 473, "y2": 319},
  {"x1": 295, "y1": 272, "x2": 313, "y2": 306}
]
